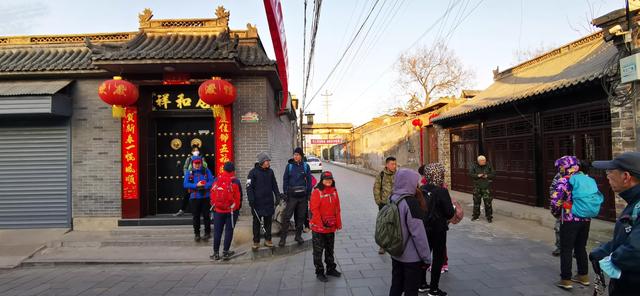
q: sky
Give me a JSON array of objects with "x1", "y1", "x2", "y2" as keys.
[{"x1": 0, "y1": 0, "x2": 623, "y2": 125}]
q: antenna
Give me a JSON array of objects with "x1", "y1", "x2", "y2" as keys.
[{"x1": 321, "y1": 90, "x2": 333, "y2": 123}]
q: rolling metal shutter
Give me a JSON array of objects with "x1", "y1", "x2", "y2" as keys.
[{"x1": 0, "y1": 123, "x2": 70, "y2": 228}]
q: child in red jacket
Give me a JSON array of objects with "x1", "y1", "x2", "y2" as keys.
[{"x1": 310, "y1": 171, "x2": 342, "y2": 282}]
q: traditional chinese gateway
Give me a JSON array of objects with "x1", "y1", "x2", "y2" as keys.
[{"x1": 0, "y1": 6, "x2": 297, "y2": 228}]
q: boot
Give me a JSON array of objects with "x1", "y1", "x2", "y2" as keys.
[
  {"x1": 202, "y1": 233, "x2": 211, "y2": 241},
  {"x1": 316, "y1": 273, "x2": 328, "y2": 283},
  {"x1": 264, "y1": 240, "x2": 274, "y2": 248},
  {"x1": 326, "y1": 269, "x2": 342, "y2": 278},
  {"x1": 294, "y1": 229, "x2": 304, "y2": 245},
  {"x1": 279, "y1": 235, "x2": 287, "y2": 247},
  {"x1": 252, "y1": 243, "x2": 260, "y2": 251},
  {"x1": 556, "y1": 279, "x2": 573, "y2": 290},
  {"x1": 222, "y1": 250, "x2": 235, "y2": 261},
  {"x1": 210, "y1": 253, "x2": 220, "y2": 261},
  {"x1": 194, "y1": 234, "x2": 201, "y2": 242}
]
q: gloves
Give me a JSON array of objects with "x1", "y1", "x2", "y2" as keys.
[{"x1": 591, "y1": 257, "x2": 602, "y2": 274}]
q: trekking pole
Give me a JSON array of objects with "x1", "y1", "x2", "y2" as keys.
[
  {"x1": 230, "y1": 205, "x2": 235, "y2": 229},
  {"x1": 253, "y1": 208, "x2": 267, "y2": 234},
  {"x1": 591, "y1": 259, "x2": 606, "y2": 296}
]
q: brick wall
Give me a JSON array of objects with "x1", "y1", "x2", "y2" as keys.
[
  {"x1": 610, "y1": 103, "x2": 638, "y2": 214},
  {"x1": 71, "y1": 79, "x2": 121, "y2": 217},
  {"x1": 435, "y1": 125, "x2": 451, "y2": 187}
]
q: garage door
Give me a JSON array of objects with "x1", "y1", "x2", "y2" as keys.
[{"x1": 0, "y1": 122, "x2": 70, "y2": 228}]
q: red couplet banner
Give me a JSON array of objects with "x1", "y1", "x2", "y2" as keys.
[
  {"x1": 215, "y1": 106, "x2": 234, "y2": 175},
  {"x1": 121, "y1": 107, "x2": 139, "y2": 200}
]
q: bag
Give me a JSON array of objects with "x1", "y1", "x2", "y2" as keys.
[
  {"x1": 423, "y1": 188, "x2": 438, "y2": 227},
  {"x1": 375, "y1": 196, "x2": 407, "y2": 257},
  {"x1": 288, "y1": 163, "x2": 310, "y2": 198},
  {"x1": 569, "y1": 173, "x2": 604, "y2": 218},
  {"x1": 311, "y1": 175, "x2": 318, "y2": 188},
  {"x1": 210, "y1": 175, "x2": 236, "y2": 212},
  {"x1": 449, "y1": 198, "x2": 464, "y2": 224}
]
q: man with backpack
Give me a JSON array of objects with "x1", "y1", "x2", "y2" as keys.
[
  {"x1": 183, "y1": 156, "x2": 214, "y2": 242},
  {"x1": 373, "y1": 156, "x2": 397, "y2": 254},
  {"x1": 247, "y1": 152, "x2": 282, "y2": 250},
  {"x1": 210, "y1": 162, "x2": 241, "y2": 261},
  {"x1": 280, "y1": 147, "x2": 312, "y2": 246},
  {"x1": 590, "y1": 152, "x2": 640, "y2": 295}
]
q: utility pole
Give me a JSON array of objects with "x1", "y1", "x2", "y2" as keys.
[{"x1": 321, "y1": 90, "x2": 333, "y2": 123}]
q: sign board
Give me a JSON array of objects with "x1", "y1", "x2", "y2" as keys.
[
  {"x1": 264, "y1": 0, "x2": 289, "y2": 112},
  {"x1": 620, "y1": 53, "x2": 640, "y2": 84},
  {"x1": 311, "y1": 139, "x2": 343, "y2": 145},
  {"x1": 151, "y1": 86, "x2": 211, "y2": 111},
  {"x1": 241, "y1": 112, "x2": 260, "y2": 123}
]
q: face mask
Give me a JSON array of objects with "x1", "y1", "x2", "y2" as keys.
[
  {"x1": 599, "y1": 255, "x2": 621, "y2": 279},
  {"x1": 192, "y1": 151, "x2": 200, "y2": 156}
]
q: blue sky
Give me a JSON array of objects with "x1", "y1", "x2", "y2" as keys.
[{"x1": 0, "y1": 0, "x2": 623, "y2": 125}]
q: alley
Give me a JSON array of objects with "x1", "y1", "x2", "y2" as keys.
[{"x1": 0, "y1": 163, "x2": 593, "y2": 296}]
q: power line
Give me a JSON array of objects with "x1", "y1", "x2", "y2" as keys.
[
  {"x1": 303, "y1": 0, "x2": 383, "y2": 111},
  {"x1": 302, "y1": 0, "x2": 308, "y2": 103},
  {"x1": 302, "y1": 0, "x2": 323, "y2": 109}
]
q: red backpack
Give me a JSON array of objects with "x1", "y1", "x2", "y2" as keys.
[{"x1": 210, "y1": 175, "x2": 236, "y2": 213}]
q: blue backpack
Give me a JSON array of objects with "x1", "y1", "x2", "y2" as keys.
[{"x1": 569, "y1": 173, "x2": 604, "y2": 218}]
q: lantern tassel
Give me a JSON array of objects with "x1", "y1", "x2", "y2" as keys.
[
  {"x1": 212, "y1": 105, "x2": 226, "y2": 120},
  {"x1": 112, "y1": 105, "x2": 126, "y2": 118}
]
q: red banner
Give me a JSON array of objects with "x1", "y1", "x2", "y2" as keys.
[
  {"x1": 121, "y1": 107, "x2": 139, "y2": 200},
  {"x1": 264, "y1": 0, "x2": 288, "y2": 112},
  {"x1": 215, "y1": 106, "x2": 234, "y2": 175}
]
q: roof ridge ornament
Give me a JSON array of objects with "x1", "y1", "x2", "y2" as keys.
[
  {"x1": 139, "y1": 8, "x2": 153, "y2": 27},
  {"x1": 215, "y1": 6, "x2": 230, "y2": 20}
]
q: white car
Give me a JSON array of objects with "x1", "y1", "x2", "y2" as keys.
[{"x1": 307, "y1": 157, "x2": 323, "y2": 173}]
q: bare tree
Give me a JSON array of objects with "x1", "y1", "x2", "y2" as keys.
[
  {"x1": 513, "y1": 42, "x2": 556, "y2": 63},
  {"x1": 566, "y1": 0, "x2": 602, "y2": 35},
  {"x1": 397, "y1": 42, "x2": 473, "y2": 105},
  {"x1": 405, "y1": 93, "x2": 424, "y2": 112}
]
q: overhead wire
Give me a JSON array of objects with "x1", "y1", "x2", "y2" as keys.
[{"x1": 302, "y1": 0, "x2": 323, "y2": 110}]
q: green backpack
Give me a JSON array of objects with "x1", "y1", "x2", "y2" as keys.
[{"x1": 375, "y1": 196, "x2": 407, "y2": 257}]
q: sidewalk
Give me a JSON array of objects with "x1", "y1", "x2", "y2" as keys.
[
  {"x1": 0, "y1": 229, "x2": 69, "y2": 269},
  {"x1": 328, "y1": 160, "x2": 615, "y2": 247}
]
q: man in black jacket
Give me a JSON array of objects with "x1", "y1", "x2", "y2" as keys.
[
  {"x1": 590, "y1": 152, "x2": 640, "y2": 296},
  {"x1": 247, "y1": 152, "x2": 282, "y2": 249},
  {"x1": 280, "y1": 147, "x2": 312, "y2": 246}
]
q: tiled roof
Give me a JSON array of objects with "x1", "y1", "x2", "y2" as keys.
[
  {"x1": 435, "y1": 31, "x2": 616, "y2": 122},
  {"x1": 90, "y1": 32, "x2": 275, "y2": 67},
  {"x1": 0, "y1": 80, "x2": 72, "y2": 96},
  {"x1": 0, "y1": 46, "x2": 98, "y2": 73}
]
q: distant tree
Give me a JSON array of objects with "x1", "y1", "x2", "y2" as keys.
[
  {"x1": 405, "y1": 93, "x2": 424, "y2": 112},
  {"x1": 397, "y1": 42, "x2": 473, "y2": 105}
]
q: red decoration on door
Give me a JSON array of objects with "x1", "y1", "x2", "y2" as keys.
[{"x1": 215, "y1": 106, "x2": 234, "y2": 175}]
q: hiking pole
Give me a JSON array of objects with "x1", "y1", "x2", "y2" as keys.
[
  {"x1": 253, "y1": 208, "x2": 267, "y2": 234},
  {"x1": 230, "y1": 205, "x2": 235, "y2": 229},
  {"x1": 591, "y1": 259, "x2": 606, "y2": 296}
]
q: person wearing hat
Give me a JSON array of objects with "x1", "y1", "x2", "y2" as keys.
[
  {"x1": 590, "y1": 152, "x2": 640, "y2": 295},
  {"x1": 183, "y1": 156, "x2": 214, "y2": 242},
  {"x1": 309, "y1": 171, "x2": 342, "y2": 282},
  {"x1": 247, "y1": 152, "x2": 282, "y2": 250},
  {"x1": 280, "y1": 147, "x2": 313, "y2": 246},
  {"x1": 175, "y1": 145, "x2": 209, "y2": 217},
  {"x1": 209, "y1": 161, "x2": 242, "y2": 261}
]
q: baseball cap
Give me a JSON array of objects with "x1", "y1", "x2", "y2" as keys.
[
  {"x1": 320, "y1": 171, "x2": 334, "y2": 180},
  {"x1": 592, "y1": 152, "x2": 640, "y2": 176}
]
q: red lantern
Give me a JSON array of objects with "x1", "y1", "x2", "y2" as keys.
[
  {"x1": 198, "y1": 77, "x2": 237, "y2": 118},
  {"x1": 412, "y1": 118, "x2": 423, "y2": 127},
  {"x1": 98, "y1": 76, "x2": 139, "y2": 118}
]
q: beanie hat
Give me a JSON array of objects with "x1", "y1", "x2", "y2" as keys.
[
  {"x1": 294, "y1": 147, "x2": 304, "y2": 156},
  {"x1": 223, "y1": 161, "x2": 235, "y2": 172},
  {"x1": 320, "y1": 171, "x2": 334, "y2": 180},
  {"x1": 257, "y1": 152, "x2": 271, "y2": 165}
]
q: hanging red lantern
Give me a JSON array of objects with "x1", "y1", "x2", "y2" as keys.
[
  {"x1": 412, "y1": 118, "x2": 423, "y2": 131},
  {"x1": 98, "y1": 76, "x2": 139, "y2": 118},
  {"x1": 198, "y1": 77, "x2": 237, "y2": 118}
]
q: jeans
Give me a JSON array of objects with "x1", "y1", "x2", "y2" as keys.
[
  {"x1": 281, "y1": 197, "x2": 308, "y2": 240},
  {"x1": 389, "y1": 259, "x2": 423, "y2": 296},
  {"x1": 252, "y1": 213, "x2": 273, "y2": 243},
  {"x1": 312, "y1": 232, "x2": 336, "y2": 274},
  {"x1": 191, "y1": 198, "x2": 211, "y2": 236},
  {"x1": 559, "y1": 221, "x2": 590, "y2": 280},
  {"x1": 212, "y1": 212, "x2": 234, "y2": 253},
  {"x1": 421, "y1": 230, "x2": 447, "y2": 290}
]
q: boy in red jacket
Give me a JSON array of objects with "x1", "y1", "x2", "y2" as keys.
[
  {"x1": 210, "y1": 162, "x2": 241, "y2": 261},
  {"x1": 310, "y1": 171, "x2": 342, "y2": 282}
]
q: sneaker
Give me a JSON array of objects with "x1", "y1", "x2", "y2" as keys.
[
  {"x1": 173, "y1": 209, "x2": 184, "y2": 217},
  {"x1": 418, "y1": 283, "x2": 430, "y2": 293},
  {"x1": 252, "y1": 243, "x2": 260, "y2": 251},
  {"x1": 471, "y1": 217, "x2": 479, "y2": 221},
  {"x1": 326, "y1": 270, "x2": 342, "y2": 277},
  {"x1": 428, "y1": 288, "x2": 447, "y2": 296},
  {"x1": 378, "y1": 247, "x2": 385, "y2": 255},
  {"x1": 552, "y1": 249, "x2": 561, "y2": 257},
  {"x1": 194, "y1": 235, "x2": 201, "y2": 242},
  {"x1": 222, "y1": 251, "x2": 235, "y2": 261},
  {"x1": 210, "y1": 253, "x2": 220, "y2": 261},
  {"x1": 202, "y1": 233, "x2": 211, "y2": 241},
  {"x1": 571, "y1": 274, "x2": 590, "y2": 286},
  {"x1": 316, "y1": 274, "x2": 328, "y2": 282},
  {"x1": 487, "y1": 218, "x2": 493, "y2": 223},
  {"x1": 295, "y1": 235, "x2": 304, "y2": 245},
  {"x1": 556, "y1": 279, "x2": 573, "y2": 290},
  {"x1": 442, "y1": 264, "x2": 449, "y2": 272},
  {"x1": 278, "y1": 239, "x2": 286, "y2": 247},
  {"x1": 264, "y1": 240, "x2": 274, "y2": 248}
]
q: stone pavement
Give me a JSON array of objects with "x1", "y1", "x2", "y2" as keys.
[
  {"x1": 0, "y1": 229, "x2": 68, "y2": 269},
  {"x1": 0, "y1": 163, "x2": 598, "y2": 295}
]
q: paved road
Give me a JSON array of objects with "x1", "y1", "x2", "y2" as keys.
[{"x1": 0, "y1": 163, "x2": 594, "y2": 296}]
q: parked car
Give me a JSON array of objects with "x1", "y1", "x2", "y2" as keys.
[{"x1": 307, "y1": 157, "x2": 323, "y2": 173}]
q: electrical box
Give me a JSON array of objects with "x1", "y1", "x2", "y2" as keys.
[{"x1": 620, "y1": 53, "x2": 640, "y2": 84}]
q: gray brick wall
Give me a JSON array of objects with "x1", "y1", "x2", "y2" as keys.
[
  {"x1": 70, "y1": 79, "x2": 121, "y2": 217},
  {"x1": 435, "y1": 125, "x2": 451, "y2": 187}
]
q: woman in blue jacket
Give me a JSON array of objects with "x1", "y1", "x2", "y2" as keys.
[{"x1": 183, "y1": 156, "x2": 214, "y2": 242}]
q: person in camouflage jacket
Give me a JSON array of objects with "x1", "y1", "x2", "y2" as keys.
[
  {"x1": 372, "y1": 156, "x2": 397, "y2": 255},
  {"x1": 469, "y1": 155, "x2": 495, "y2": 222}
]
